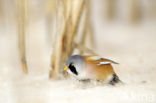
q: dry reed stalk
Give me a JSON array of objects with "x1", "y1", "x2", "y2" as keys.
[
  {"x1": 66, "y1": 0, "x2": 85, "y2": 56},
  {"x1": 50, "y1": 0, "x2": 68, "y2": 79},
  {"x1": 17, "y1": 0, "x2": 28, "y2": 73},
  {"x1": 50, "y1": 0, "x2": 75, "y2": 79},
  {"x1": 50, "y1": 0, "x2": 96, "y2": 79},
  {"x1": 129, "y1": 0, "x2": 141, "y2": 23},
  {"x1": 150, "y1": 1, "x2": 156, "y2": 19},
  {"x1": 0, "y1": 0, "x2": 2, "y2": 20},
  {"x1": 105, "y1": 0, "x2": 116, "y2": 20},
  {"x1": 79, "y1": 0, "x2": 89, "y2": 53},
  {"x1": 79, "y1": 0, "x2": 94, "y2": 54},
  {"x1": 45, "y1": 0, "x2": 55, "y2": 45},
  {"x1": 50, "y1": 0, "x2": 86, "y2": 79}
]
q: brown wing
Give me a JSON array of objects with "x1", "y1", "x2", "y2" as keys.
[
  {"x1": 83, "y1": 56, "x2": 119, "y2": 65},
  {"x1": 82, "y1": 56, "x2": 118, "y2": 81}
]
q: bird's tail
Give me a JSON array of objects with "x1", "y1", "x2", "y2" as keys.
[{"x1": 109, "y1": 74, "x2": 123, "y2": 85}]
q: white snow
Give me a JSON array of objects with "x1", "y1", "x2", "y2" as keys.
[{"x1": 0, "y1": 0, "x2": 156, "y2": 103}]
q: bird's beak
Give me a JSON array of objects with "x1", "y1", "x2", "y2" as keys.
[{"x1": 64, "y1": 66, "x2": 69, "y2": 71}]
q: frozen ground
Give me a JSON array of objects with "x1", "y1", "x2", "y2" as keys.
[{"x1": 0, "y1": 0, "x2": 156, "y2": 103}]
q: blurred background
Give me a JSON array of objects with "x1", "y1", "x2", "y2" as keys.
[{"x1": 0, "y1": 0, "x2": 156, "y2": 103}]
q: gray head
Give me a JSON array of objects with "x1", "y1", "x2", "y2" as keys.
[{"x1": 65, "y1": 55, "x2": 85, "y2": 76}]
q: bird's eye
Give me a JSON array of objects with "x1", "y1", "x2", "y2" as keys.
[{"x1": 69, "y1": 63, "x2": 78, "y2": 75}]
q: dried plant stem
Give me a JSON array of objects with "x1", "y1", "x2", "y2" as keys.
[
  {"x1": 50, "y1": 0, "x2": 68, "y2": 79},
  {"x1": 51, "y1": 23, "x2": 67, "y2": 79},
  {"x1": 0, "y1": 0, "x2": 2, "y2": 21},
  {"x1": 50, "y1": 0, "x2": 86, "y2": 79},
  {"x1": 129, "y1": 0, "x2": 141, "y2": 23},
  {"x1": 150, "y1": 1, "x2": 156, "y2": 19},
  {"x1": 80, "y1": 0, "x2": 89, "y2": 46},
  {"x1": 66, "y1": 0, "x2": 85, "y2": 56},
  {"x1": 17, "y1": 0, "x2": 28, "y2": 73},
  {"x1": 105, "y1": 0, "x2": 116, "y2": 20},
  {"x1": 79, "y1": 0, "x2": 94, "y2": 54},
  {"x1": 50, "y1": 0, "x2": 96, "y2": 79}
]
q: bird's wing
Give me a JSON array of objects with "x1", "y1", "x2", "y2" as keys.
[
  {"x1": 96, "y1": 58, "x2": 119, "y2": 65},
  {"x1": 84, "y1": 56, "x2": 119, "y2": 65}
]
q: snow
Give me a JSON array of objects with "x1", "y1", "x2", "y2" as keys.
[{"x1": 0, "y1": 0, "x2": 156, "y2": 103}]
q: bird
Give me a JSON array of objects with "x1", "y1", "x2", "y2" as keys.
[{"x1": 64, "y1": 55, "x2": 121, "y2": 85}]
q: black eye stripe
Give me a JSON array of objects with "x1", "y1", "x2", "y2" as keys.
[{"x1": 69, "y1": 64, "x2": 78, "y2": 75}]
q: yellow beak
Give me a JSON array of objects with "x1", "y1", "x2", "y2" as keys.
[{"x1": 64, "y1": 66, "x2": 69, "y2": 70}]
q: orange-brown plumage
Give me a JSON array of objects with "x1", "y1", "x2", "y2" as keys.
[{"x1": 83, "y1": 56, "x2": 116, "y2": 82}]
